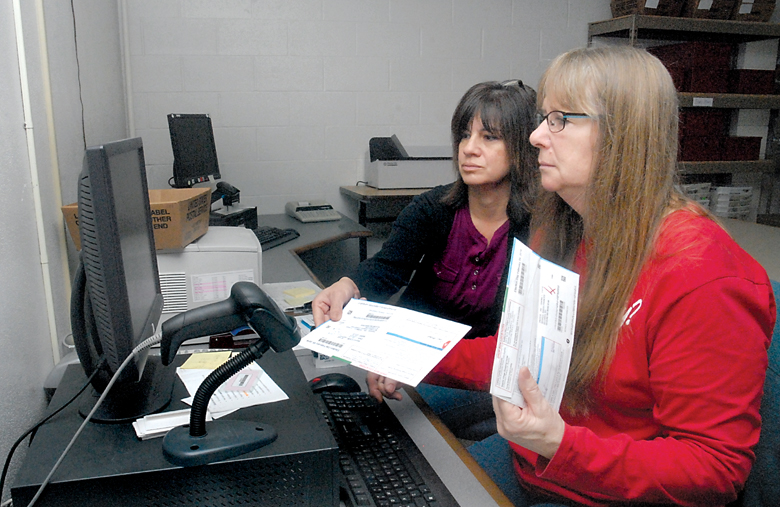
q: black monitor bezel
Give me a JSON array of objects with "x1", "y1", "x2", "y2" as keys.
[
  {"x1": 168, "y1": 113, "x2": 222, "y2": 188},
  {"x1": 70, "y1": 137, "x2": 169, "y2": 422}
]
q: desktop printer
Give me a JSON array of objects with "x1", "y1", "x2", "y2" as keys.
[
  {"x1": 43, "y1": 225, "x2": 262, "y2": 393},
  {"x1": 366, "y1": 135, "x2": 454, "y2": 189},
  {"x1": 156, "y1": 226, "x2": 262, "y2": 325}
]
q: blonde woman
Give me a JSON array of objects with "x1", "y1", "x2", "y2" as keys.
[{"x1": 410, "y1": 46, "x2": 775, "y2": 506}]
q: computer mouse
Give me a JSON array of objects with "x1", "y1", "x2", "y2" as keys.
[{"x1": 308, "y1": 373, "x2": 362, "y2": 394}]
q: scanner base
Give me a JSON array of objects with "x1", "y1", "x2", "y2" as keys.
[{"x1": 163, "y1": 420, "x2": 278, "y2": 467}]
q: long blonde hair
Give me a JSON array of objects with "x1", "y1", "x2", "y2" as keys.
[{"x1": 532, "y1": 46, "x2": 683, "y2": 414}]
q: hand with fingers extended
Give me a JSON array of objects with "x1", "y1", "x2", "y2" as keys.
[
  {"x1": 492, "y1": 366, "x2": 566, "y2": 460},
  {"x1": 311, "y1": 277, "x2": 361, "y2": 327},
  {"x1": 366, "y1": 371, "x2": 404, "y2": 402}
]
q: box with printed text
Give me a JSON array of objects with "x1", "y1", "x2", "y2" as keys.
[
  {"x1": 682, "y1": 0, "x2": 737, "y2": 19},
  {"x1": 611, "y1": 0, "x2": 686, "y2": 16},
  {"x1": 61, "y1": 187, "x2": 210, "y2": 250}
]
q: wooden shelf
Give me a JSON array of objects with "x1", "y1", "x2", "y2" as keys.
[
  {"x1": 589, "y1": 15, "x2": 780, "y2": 214},
  {"x1": 678, "y1": 160, "x2": 777, "y2": 174},
  {"x1": 678, "y1": 93, "x2": 780, "y2": 109},
  {"x1": 589, "y1": 15, "x2": 780, "y2": 44}
]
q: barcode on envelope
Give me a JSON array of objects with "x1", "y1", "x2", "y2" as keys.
[
  {"x1": 318, "y1": 338, "x2": 344, "y2": 349},
  {"x1": 556, "y1": 301, "x2": 564, "y2": 332}
]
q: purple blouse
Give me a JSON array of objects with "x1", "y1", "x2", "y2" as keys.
[{"x1": 430, "y1": 207, "x2": 510, "y2": 333}]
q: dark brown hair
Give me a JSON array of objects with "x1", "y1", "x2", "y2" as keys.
[{"x1": 443, "y1": 80, "x2": 538, "y2": 223}]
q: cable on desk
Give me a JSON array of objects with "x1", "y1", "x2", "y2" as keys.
[
  {"x1": 23, "y1": 331, "x2": 163, "y2": 507},
  {"x1": 0, "y1": 356, "x2": 106, "y2": 506}
]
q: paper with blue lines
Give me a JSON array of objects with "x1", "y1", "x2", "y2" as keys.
[
  {"x1": 490, "y1": 238, "x2": 579, "y2": 411},
  {"x1": 300, "y1": 299, "x2": 470, "y2": 386}
]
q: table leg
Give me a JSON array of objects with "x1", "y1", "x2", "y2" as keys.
[{"x1": 358, "y1": 201, "x2": 368, "y2": 261}]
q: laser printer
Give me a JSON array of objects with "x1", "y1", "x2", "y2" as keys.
[{"x1": 366, "y1": 135, "x2": 454, "y2": 189}]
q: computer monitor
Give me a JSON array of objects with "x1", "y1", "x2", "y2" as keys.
[
  {"x1": 168, "y1": 113, "x2": 222, "y2": 188},
  {"x1": 70, "y1": 137, "x2": 173, "y2": 423}
]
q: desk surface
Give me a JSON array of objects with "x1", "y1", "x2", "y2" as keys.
[
  {"x1": 722, "y1": 218, "x2": 780, "y2": 281},
  {"x1": 295, "y1": 352, "x2": 510, "y2": 507},
  {"x1": 33, "y1": 213, "x2": 506, "y2": 506},
  {"x1": 340, "y1": 185, "x2": 430, "y2": 200},
  {"x1": 228, "y1": 214, "x2": 509, "y2": 505},
  {"x1": 257, "y1": 213, "x2": 370, "y2": 285}
]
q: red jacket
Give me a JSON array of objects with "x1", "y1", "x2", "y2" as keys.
[{"x1": 426, "y1": 209, "x2": 776, "y2": 506}]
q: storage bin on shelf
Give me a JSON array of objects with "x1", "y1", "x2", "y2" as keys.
[
  {"x1": 648, "y1": 41, "x2": 734, "y2": 93},
  {"x1": 680, "y1": 182, "x2": 712, "y2": 208},
  {"x1": 730, "y1": 0, "x2": 776, "y2": 22},
  {"x1": 610, "y1": 0, "x2": 685, "y2": 17},
  {"x1": 682, "y1": 0, "x2": 737, "y2": 19},
  {"x1": 709, "y1": 186, "x2": 753, "y2": 220}
]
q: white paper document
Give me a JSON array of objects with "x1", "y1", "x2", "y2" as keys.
[
  {"x1": 132, "y1": 409, "x2": 213, "y2": 440},
  {"x1": 490, "y1": 238, "x2": 579, "y2": 411},
  {"x1": 177, "y1": 361, "x2": 289, "y2": 419},
  {"x1": 299, "y1": 299, "x2": 471, "y2": 386}
]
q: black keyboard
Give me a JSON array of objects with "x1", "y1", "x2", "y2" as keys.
[
  {"x1": 316, "y1": 391, "x2": 460, "y2": 507},
  {"x1": 252, "y1": 225, "x2": 300, "y2": 251}
]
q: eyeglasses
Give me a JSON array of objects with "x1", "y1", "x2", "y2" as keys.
[{"x1": 535, "y1": 110, "x2": 593, "y2": 133}]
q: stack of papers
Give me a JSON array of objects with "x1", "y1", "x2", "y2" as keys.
[
  {"x1": 490, "y1": 238, "x2": 579, "y2": 411},
  {"x1": 132, "y1": 351, "x2": 289, "y2": 439},
  {"x1": 133, "y1": 409, "x2": 213, "y2": 440},
  {"x1": 177, "y1": 360, "x2": 288, "y2": 418}
]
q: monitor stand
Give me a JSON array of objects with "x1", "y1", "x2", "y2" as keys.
[{"x1": 78, "y1": 356, "x2": 175, "y2": 424}]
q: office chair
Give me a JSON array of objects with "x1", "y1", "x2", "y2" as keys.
[
  {"x1": 469, "y1": 280, "x2": 780, "y2": 507},
  {"x1": 739, "y1": 279, "x2": 780, "y2": 507}
]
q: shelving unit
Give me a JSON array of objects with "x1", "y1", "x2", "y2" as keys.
[
  {"x1": 588, "y1": 14, "x2": 780, "y2": 219},
  {"x1": 588, "y1": 15, "x2": 780, "y2": 44}
]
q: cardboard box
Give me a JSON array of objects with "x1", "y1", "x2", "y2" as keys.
[
  {"x1": 611, "y1": 0, "x2": 685, "y2": 16},
  {"x1": 682, "y1": 0, "x2": 737, "y2": 19},
  {"x1": 62, "y1": 187, "x2": 210, "y2": 251},
  {"x1": 731, "y1": 0, "x2": 776, "y2": 21}
]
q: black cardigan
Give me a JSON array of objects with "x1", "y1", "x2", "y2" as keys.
[{"x1": 349, "y1": 184, "x2": 530, "y2": 339}]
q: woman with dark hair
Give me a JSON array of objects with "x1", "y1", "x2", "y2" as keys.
[{"x1": 312, "y1": 80, "x2": 539, "y2": 434}]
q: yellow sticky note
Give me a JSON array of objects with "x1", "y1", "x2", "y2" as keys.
[
  {"x1": 180, "y1": 351, "x2": 232, "y2": 369},
  {"x1": 285, "y1": 294, "x2": 314, "y2": 307},
  {"x1": 283, "y1": 287, "x2": 316, "y2": 298}
]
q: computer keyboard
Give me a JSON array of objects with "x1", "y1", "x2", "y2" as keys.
[
  {"x1": 316, "y1": 391, "x2": 460, "y2": 507},
  {"x1": 252, "y1": 225, "x2": 300, "y2": 251}
]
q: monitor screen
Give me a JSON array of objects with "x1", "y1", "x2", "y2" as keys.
[
  {"x1": 70, "y1": 137, "x2": 171, "y2": 423},
  {"x1": 168, "y1": 113, "x2": 221, "y2": 188}
]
